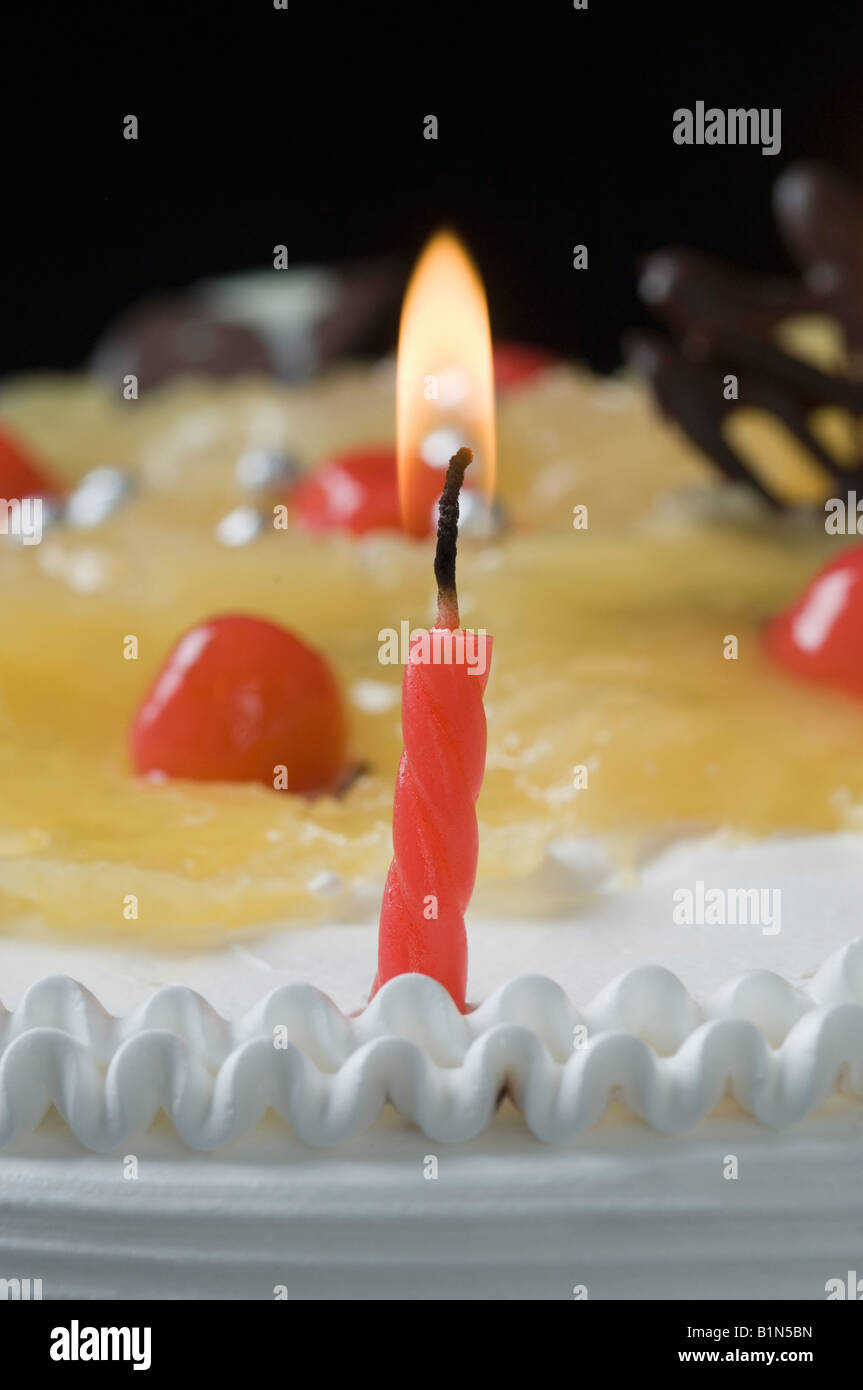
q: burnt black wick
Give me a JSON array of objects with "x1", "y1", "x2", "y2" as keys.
[{"x1": 434, "y1": 447, "x2": 472, "y2": 629}]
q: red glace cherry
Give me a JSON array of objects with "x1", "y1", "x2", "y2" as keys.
[
  {"x1": 291, "y1": 447, "x2": 402, "y2": 534},
  {"x1": 765, "y1": 545, "x2": 863, "y2": 700},
  {"x1": 290, "y1": 446, "x2": 441, "y2": 536},
  {"x1": 493, "y1": 341, "x2": 557, "y2": 391},
  {"x1": 130, "y1": 615, "x2": 349, "y2": 794},
  {"x1": 0, "y1": 423, "x2": 62, "y2": 499}
]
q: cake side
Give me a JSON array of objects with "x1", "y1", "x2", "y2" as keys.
[{"x1": 4, "y1": 1109, "x2": 863, "y2": 1300}]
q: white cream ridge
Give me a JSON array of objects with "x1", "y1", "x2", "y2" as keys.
[{"x1": 2, "y1": 934, "x2": 863, "y2": 1150}]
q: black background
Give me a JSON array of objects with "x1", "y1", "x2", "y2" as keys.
[{"x1": 3, "y1": 1, "x2": 862, "y2": 378}]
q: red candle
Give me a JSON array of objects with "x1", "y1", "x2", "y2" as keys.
[{"x1": 372, "y1": 448, "x2": 492, "y2": 1010}]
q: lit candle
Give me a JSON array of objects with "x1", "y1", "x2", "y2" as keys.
[
  {"x1": 290, "y1": 231, "x2": 504, "y2": 538},
  {"x1": 371, "y1": 447, "x2": 492, "y2": 1010}
]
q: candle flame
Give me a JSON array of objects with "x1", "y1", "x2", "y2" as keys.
[{"x1": 396, "y1": 231, "x2": 496, "y2": 537}]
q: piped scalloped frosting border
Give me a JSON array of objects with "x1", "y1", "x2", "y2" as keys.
[{"x1": 2, "y1": 937, "x2": 863, "y2": 1150}]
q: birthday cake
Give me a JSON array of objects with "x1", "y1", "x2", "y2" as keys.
[{"x1": 3, "y1": 164, "x2": 863, "y2": 1301}]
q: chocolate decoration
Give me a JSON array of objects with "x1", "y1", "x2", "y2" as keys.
[
  {"x1": 628, "y1": 161, "x2": 863, "y2": 507},
  {"x1": 91, "y1": 298, "x2": 274, "y2": 390},
  {"x1": 636, "y1": 247, "x2": 816, "y2": 348},
  {"x1": 91, "y1": 259, "x2": 404, "y2": 393},
  {"x1": 774, "y1": 165, "x2": 863, "y2": 290},
  {"x1": 623, "y1": 330, "x2": 783, "y2": 507},
  {"x1": 773, "y1": 164, "x2": 863, "y2": 356}
]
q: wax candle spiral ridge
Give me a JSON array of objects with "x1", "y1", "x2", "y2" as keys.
[{"x1": 372, "y1": 629, "x2": 491, "y2": 1008}]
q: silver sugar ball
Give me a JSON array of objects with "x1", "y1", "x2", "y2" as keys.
[
  {"x1": 214, "y1": 505, "x2": 265, "y2": 547},
  {"x1": 430, "y1": 489, "x2": 506, "y2": 539},
  {"x1": 419, "y1": 427, "x2": 467, "y2": 470},
  {"x1": 234, "y1": 448, "x2": 300, "y2": 493},
  {"x1": 64, "y1": 467, "x2": 134, "y2": 528}
]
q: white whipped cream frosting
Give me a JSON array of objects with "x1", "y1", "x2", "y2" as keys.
[
  {"x1": 2, "y1": 831, "x2": 863, "y2": 1150},
  {"x1": 1, "y1": 941, "x2": 863, "y2": 1150}
]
